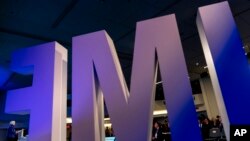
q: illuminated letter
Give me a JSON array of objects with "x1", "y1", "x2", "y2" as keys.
[
  {"x1": 5, "y1": 42, "x2": 67, "y2": 141},
  {"x1": 197, "y1": 2, "x2": 250, "y2": 140},
  {"x1": 72, "y1": 15, "x2": 202, "y2": 141}
]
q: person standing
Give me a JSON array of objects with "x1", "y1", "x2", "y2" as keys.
[
  {"x1": 152, "y1": 122, "x2": 163, "y2": 141},
  {"x1": 201, "y1": 118, "x2": 211, "y2": 140},
  {"x1": 6, "y1": 121, "x2": 18, "y2": 141}
]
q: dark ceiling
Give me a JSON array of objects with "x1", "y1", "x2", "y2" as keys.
[{"x1": 0, "y1": 0, "x2": 250, "y2": 95}]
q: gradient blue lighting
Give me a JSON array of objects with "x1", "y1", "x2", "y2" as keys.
[{"x1": 197, "y1": 1, "x2": 250, "y2": 140}]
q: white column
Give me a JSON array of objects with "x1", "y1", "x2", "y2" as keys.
[{"x1": 200, "y1": 76, "x2": 220, "y2": 119}]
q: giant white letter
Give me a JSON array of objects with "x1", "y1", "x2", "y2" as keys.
[
  {"x1": 5, "y1": 42, "x2": 67, "y2": 141},
  {"x1": 72, "y1": 15, "x2": 202, "y2": 141},
  {"x1": 197, "y1": 2, "x2": 250, "y2": 140}
]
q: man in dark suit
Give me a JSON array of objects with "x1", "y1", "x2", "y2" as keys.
[
  {"x1": 152, "y1": 122, "x2": 163, "y2": 141},
  {"x1": 6, "y1": 121, "x2": 17, "y2": 141},
  {"x1": 201, "y1": 118, "x2": 211, "y2": 140}
]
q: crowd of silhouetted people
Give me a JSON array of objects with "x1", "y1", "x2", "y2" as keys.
[
  {"x1": 105, "y1": 127, "x2": 114, "y2": 137},
  {"x1": 105, "y1": 115, "x2": 225, "y2": 141},
  {"x1": 199, "y1": 115, "x2": 226, "y2": 141},
  {"x1": 151, "y1": 115, "x2": 225, "y2": 141}
]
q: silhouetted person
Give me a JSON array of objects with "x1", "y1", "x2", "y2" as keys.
[
  {"x1": 162, "y1": 122, "x2": 171, "y2": 141},
  {"x1": 152, "y1": 122, "x2": 163, "y2": 141},
  {"x1": 6, "y1": 121, "x2": 17, "y2": 141},
  {"x1": 211, "y1": 117, "x2": 217, "y2": 128},
  {"x1": 201, "y1": 118, "x2": 211, "y2": 140},
  {"x1": 216, "y1": 116, "x2": 223, "y2": 131},
  {"x1": 105, "y1": 127, "x2": 114, "y2": 137}
]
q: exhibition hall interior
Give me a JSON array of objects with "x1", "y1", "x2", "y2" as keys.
[{"x1": 0, "y1": 0, "x2": 250, "y2": 141}]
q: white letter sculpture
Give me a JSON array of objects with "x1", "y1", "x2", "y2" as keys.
[
  {"x1": 5, "y1": 42, "x2": 67, "y2": 141},
  {"x1": 72, "y1": 15, "x2": 202, "y2": 141},
  {"x1": 197, "y1": 2, "x2": 250, "y2": 140}
]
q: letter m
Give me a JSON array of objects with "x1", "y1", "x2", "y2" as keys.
[{"x1": 72, "y1": 15, "x2": 202, "y2": 141}]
